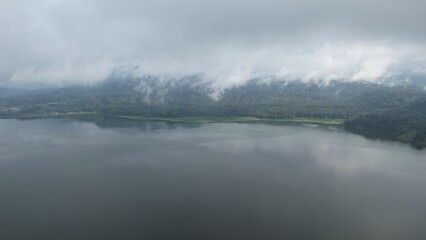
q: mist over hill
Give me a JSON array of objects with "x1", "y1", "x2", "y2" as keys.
[
  {"x1": 0, "y1": 88, "x2": 28, "y2": 98},
  {"x1": 1, "y1": 75, "x2": 424, "y2": 119}
]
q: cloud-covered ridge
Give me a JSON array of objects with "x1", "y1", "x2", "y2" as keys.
[{"x1": 1, "y1": 0, "x2": 426, "y2": 88}]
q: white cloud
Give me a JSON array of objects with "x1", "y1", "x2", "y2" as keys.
[
  {"x1": 7, "y1": 42, "x2": 426, "y2": 90},
  {"x1": 9, "y1": 62, "x2": 113, "y2": 87},
  {"x1": 1, "y1": 0, "x2": 426, "y2": 88}
]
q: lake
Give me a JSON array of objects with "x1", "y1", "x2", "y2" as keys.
[{"x1": 0, "y1": 117, "x2": 425, "y2": 240}]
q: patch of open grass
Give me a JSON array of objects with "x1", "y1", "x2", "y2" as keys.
[{"x1": 1, "y1": 112, "x2": 343, "y2": 126}]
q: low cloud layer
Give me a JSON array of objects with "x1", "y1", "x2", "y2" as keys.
[{"x1": 1, "y1": 0, "x2": 426, "y2": 88}]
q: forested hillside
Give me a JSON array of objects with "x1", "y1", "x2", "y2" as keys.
[
  {"x1": 1, "y1": 76, "x2": 424, "y2": 119},
  {"x1": 345, "y1": 97, "x2": 426, "y2": 148}
]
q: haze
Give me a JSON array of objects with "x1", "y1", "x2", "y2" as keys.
[{"x1": 1, "y1": 0, "x2": 426, "y2": 88}]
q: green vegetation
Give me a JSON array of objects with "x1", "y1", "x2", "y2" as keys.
[
  {"x1": 0, "y1": 78, "x2": 423, "y2": 119},
  {"x1": 0, "y1": 77, "x2": 425, "y2": 147},
  {"x1": 0, "y1": 112, "x2": 342, "y2": 125},
  {"x1": 345, "y1": 97, "x2": 426, "y2": 149},
  {"x1": 112, "y1": 115, "x2": 343, "y2": 125}
]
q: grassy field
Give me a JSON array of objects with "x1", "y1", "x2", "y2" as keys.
[
  {"x1": 113, "y1": 115, "x2": 343, "y2": 125},
  {"x1": 0, "y1": 112, "x2": 98, "y2": 118},
  {"x1": 0, "y1": 112, "x2": 343, "y2": 126}
]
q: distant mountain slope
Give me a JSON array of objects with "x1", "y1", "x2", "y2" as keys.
[
  {"x1": 0, "y1": 76, "x2": 425, "y2": 120},
  {"x1": 0, "y1": 88, "x2": 28, "y2": 98},
  {"x1": 345, "y1": 97, "x2": 426, "y2": 149}
]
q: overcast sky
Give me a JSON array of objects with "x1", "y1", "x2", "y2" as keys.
[{"x1": 1, "y1": 0, "x2": 426, "y2": 88}]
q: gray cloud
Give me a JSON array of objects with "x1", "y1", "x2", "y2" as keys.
[{"x1": 1, "y1": 0, "x2": 426, "y2": 88}]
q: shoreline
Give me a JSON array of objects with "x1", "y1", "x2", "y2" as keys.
[{"x1": 0, "y1": 112, "x2": 343, "y2": 125}]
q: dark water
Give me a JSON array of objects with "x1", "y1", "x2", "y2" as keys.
[{"x1": 1, "y1": 118, "x2": 425, "y2": 240}]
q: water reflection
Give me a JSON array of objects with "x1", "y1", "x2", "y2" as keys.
[
  {"x1": 0, "y1": 118, "x2": 425, "y2": 240},
  {"x1": 71, "y1": 115, "x2": 203, "y2": 131}
]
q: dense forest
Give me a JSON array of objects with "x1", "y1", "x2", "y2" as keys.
[
  {"x1": 345, "y1": 97, "x2": 426, "y2": 148},
  {"x1": 1, "y1": 76, "x2": 425, "y2": 147},
  {"x1": 0, "y1": 76, "x2": 424, "y2": 118}
]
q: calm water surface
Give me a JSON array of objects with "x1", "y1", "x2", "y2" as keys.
[{"x1": 0, "y1": 117, "x2": 425, "y2": 240}]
